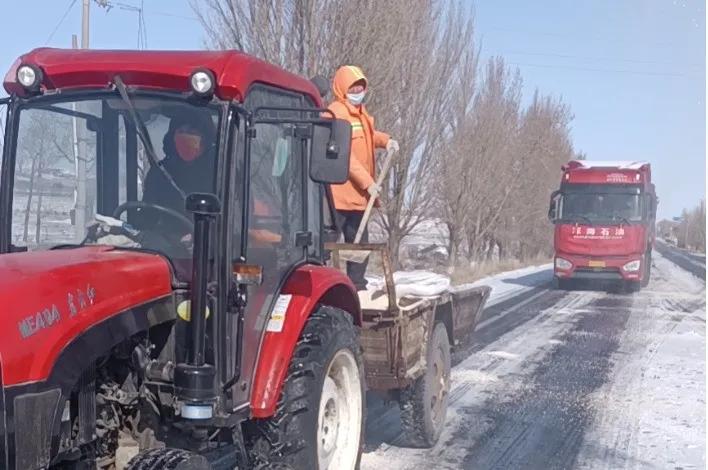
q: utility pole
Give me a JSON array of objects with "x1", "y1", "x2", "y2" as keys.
[
  {"x1": 74, "y1": 0, "x2": 90, "y2": 240},
  {"x1": 82, "y1": 0, "x2": 90, "y2": 48}
]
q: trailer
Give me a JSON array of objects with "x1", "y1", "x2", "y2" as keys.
[{"x1": 327, "y1": 243, "x2": 490, "y2": 446}]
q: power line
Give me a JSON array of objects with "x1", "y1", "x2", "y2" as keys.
[
  {"x1": 95, "y1": 0, "x2": 148, "y2": 49},
  {"x1": 46, "y1": 0, "x2": 79, "y2": 44},
  {"x1": 501, "y1": 50, "x2": 703, "y2": 70},
  {"x1": 507, "y1": 61, "x2": 698, "y2": 79},
  {"x1": 142, "y1": 9, "x2": 199, "y2": 22},
  {"x1": 485, "y1": 26, "x2": 680, "y2": 50}
]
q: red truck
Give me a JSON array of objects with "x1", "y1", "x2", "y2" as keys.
[{"x1": 548, "y1": 160, "x2": 658, "y2": 292}]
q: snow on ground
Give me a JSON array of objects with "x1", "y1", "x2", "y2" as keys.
[
  {"x1": 361, "y1": 249, "x2": 706, "y2": 470},
  {"x1": 456, "y1": 263, "x2": 553, "y2": 307},
  {"x1": 576, "y1": 252, "x2": 706, "y2": 470}
]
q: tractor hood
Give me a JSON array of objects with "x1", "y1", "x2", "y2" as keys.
[
  {"x1": 0, "y1": 246, "x2": 173, "y2": 386},
  {"x1": 555, "y1": 223, "x2": 647, "y2": 256}
]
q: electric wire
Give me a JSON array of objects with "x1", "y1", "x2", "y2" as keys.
[{"x1": 46, "y1": 0, "x2": 79, "y2": 44}]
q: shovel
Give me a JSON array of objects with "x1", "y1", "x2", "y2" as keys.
[{"x1": 338, "y1": 147, "x2": 397, "y2": 264}]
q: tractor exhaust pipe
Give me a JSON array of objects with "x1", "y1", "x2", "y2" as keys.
[{"x1": 174, "y1": 192, "x2": 220, "y2": 419}]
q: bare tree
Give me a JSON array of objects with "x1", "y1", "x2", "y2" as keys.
[
  {"x1": 677, "y1": 199, "x2": 706, "y2": 252},
  {"x1": 15, "y1": 112, "x2": 72, "y2": 243},
  {"x1": 195, "y1": 0, "x2": 476, "y2": 267},
  {"x1": 452, "y1": 57, "x2": 523, "y2": 263},
  {"x1": 505, "y1": 91, "x2": 574, "y2": 260}
]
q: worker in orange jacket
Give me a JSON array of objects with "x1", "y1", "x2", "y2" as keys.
[{"x1": 328, "y1": 65, "x2": 399, "y2": 290}]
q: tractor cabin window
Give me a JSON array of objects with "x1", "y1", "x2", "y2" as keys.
[
  {"x1": 9, "y1": 96, "x2": 220, "y2": 272},
  {"x1": 244, "y1": 86, "x2": 307, "y2": 288}
]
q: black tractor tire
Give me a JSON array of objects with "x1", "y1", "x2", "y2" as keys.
[
  {"x1": 244, "y1": 306, "x2": 365, "y2": 470},
  {"x1": 125, "y1": 448, "x2": 211, "y2": 470},
  {"x1": 398, "y1": 322, "x2": 451, "y2": 448},
  {"x1": 641, "y1": 251, "x2": 652, "y2": 288}
]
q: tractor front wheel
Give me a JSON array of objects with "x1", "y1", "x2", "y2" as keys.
[{"x1": 245, "y1": 306, "x2": 364, "y2": 470}]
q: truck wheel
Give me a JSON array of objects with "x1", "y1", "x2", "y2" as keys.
[
  {"x1": 125, "y1": 448, "x2": 210, "y2": 470},
  {"x1": 553, "y1": 277, "x2": 571, "y2": 290},
  {"x1": 399, "y1": 322, "x2": 451, "y2": 448},
  {"x1": 625, "y1": 280, "x2": 641, "y2": 293},
  {"x1": 641, "y1": 252, "x2": 652, "y2": 287},
  {"x1": 245, "y1": 306, "x2": 364, "y2": 470}
]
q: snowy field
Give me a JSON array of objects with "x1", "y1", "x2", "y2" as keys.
[{"x1": 361, "y1": 248, "x2": 705, "y2": 470}]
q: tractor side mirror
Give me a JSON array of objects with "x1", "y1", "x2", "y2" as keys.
[
  {"x1": 310, "y1": 118, "x2": 351, "y2": 184},
  {"x1": 548, "y1": 190, "x2": 561, "y2": 222}
]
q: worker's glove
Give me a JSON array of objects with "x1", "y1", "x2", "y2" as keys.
[
  {"x1": 386, "y1": 139, "x2": 400, "y2": 153},
  {"x1": 367, "y1": 183, "x2": 380, "y2": 198}
]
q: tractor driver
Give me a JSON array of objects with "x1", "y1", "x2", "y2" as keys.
[
  {"x1": 141, "y1": 112, "x2": 218, "y2": 225},
  {"x1": 139, "y1": 112, "x2": 282, "y2": 250}
]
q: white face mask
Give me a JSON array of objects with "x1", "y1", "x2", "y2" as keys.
[{"x1": 347, "y1": 91, "x2": 366, "y2": 106}]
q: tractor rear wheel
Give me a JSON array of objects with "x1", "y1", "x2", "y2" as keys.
[
  {"x1": 245, "y1": 306, "x2": 364, "y2": 470},
  {"x1": 399, "y1": 322, "x2": 451, "y2": 448},
  {"x1": 125, "y1": 448, "x2": 210, "y2": 470}
]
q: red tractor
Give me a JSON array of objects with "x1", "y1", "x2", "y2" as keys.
[{"x1": 0, "y1": 49, "x2": 489, "y2": 469}]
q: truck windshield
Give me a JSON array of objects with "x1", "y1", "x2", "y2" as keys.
[
  {"x1": 7, "y1": 94, "x2": 220, "y2": 264},
  {"x1": 560, "y1": 192, "x2": 642, "y2": 223}
]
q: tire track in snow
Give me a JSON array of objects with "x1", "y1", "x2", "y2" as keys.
[
  {"x1": 575, "y1": 252, "x2": 705, "y2": 470},
  {"x1": 459, "y1": 294, "x2": 633, "y2": 469}
]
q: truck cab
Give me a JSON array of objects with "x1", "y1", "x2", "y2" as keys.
[{"x1": 548, "y1": 160, "x2": 658, "y2": 291}]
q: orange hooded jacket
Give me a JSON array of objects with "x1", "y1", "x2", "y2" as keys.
[{"x1": 328, "y1": 66, "x2": 390, "y2": 211}]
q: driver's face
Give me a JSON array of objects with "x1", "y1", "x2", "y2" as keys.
[{"x1": 174, "y1": 126, "x2": 204, "y2": 162}]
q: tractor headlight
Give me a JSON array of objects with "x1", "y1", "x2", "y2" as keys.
[
  {"x1": 623, "y1": 260, "x2": 641, "y2": 272},
  {"x1": 190, "y1": 69, "x2": 215, "y2": 97},
  {"x1": 555, "y1": 257, "x2": 572, "y2": 270},
  {"x1": 16, "y1": 64, "x2": 42, "y2": 91}
]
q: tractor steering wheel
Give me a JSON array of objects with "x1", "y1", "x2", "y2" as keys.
[{"x1": 112, "y1": 201, "x2": 194, "y2": 233}]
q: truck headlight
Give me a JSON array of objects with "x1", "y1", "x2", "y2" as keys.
[
  {"x1": 623, "y1": 260, "x2": 641, "y2": 272},
  {"x1": 555, "y1": 257, "x2": 572, "y2": 270}
]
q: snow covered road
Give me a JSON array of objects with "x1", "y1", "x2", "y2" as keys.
[{"x1": 360, "y1": 248, "x2": 705, "y2": 470}]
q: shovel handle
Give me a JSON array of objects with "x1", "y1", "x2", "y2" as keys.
[{"x1": 353, "y1": 147, "x2": 397, "y2": 244}]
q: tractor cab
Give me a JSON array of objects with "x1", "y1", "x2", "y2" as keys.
[{"x1": 0, "y1": 49, "x2": 361, "y2": 469}]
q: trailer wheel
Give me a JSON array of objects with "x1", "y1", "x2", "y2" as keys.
[
  {"x1": 245, "y1": 306, "x2": 364, "y2": 470},
  {"x1": 125, "y1": 448, "x2": 210, "y2": 470},
  {"x1": 399, "y1": 322, "x2": 451, "y2": 448}
]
